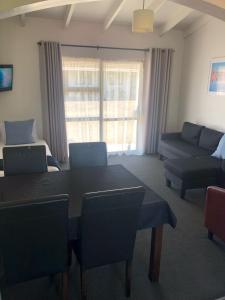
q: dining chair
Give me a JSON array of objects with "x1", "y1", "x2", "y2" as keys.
[
  {"x1": 0, "y1": 194, "x2": 70, "y2": 300},
  {"x1": 69, "y1": 142, "x2": 107, "y2": 169},
  {"x1": 3, "y1": 145, "x2": 48, "y2": 176},
  {"x1": 72, "y1": 186, "x2": 145, "y2": 300}
]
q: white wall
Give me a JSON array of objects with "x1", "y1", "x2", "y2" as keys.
[
  {"x1": 0, "y1": 17, "x2": 184, "y2": 137},
  {"x1": 179, "y1": 17, "x2": 225, "y2": 132}
]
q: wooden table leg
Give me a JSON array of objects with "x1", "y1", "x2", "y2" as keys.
[{"x1": 148, "y1": 225, "x2": 163, "y2": 282}]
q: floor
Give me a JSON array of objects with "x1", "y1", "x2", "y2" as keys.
[{"x1": 6, "y1": 155, "x2": 225, "y2": 300}]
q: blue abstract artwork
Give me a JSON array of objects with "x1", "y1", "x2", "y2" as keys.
[
  {"x1": 209, "y1": 61, "x2": 225, "y2": 95},
  {"x1": 0, "y1": 67, "x2": 13, "y2": 90}
]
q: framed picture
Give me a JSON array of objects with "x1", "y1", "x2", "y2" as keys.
[{"x1": 208, "y1": 58, "x2": 225, "y2": 95}]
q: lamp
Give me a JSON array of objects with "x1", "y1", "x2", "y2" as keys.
[{"x1": 132, "y1": 0, "x2": 154, "y2": 33}]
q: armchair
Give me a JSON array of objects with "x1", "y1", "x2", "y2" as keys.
[{"x1": 205, "y1": 186, "x2": 225, "y2": 242}]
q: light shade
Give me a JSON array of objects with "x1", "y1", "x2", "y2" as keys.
[{"x1": 132, "y1": 9, "x2": 154, "y2": 33}]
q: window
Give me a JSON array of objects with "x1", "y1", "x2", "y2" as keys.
[{"x1": 63, "y1": 57, "x2": 142, "y2": 153}]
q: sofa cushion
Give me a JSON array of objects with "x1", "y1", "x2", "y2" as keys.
[
  {"x1": 159, "y1": 139, "x2": 210, "y2": 158},
  {"x1": 164, "y1": 157, "x2": 221, "y2": 180},
  {"x1": 199, "y1": 127, "x2": 223, "y2": 152},
  {"x1": 181, "y1": 122, "x2": 204, "y2": 146}
]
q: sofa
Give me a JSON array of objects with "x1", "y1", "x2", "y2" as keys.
[
  {"x1": 159, "y1": 122, "x2": 225, "y2": 198},
  {"x1": 159, "y1": 122, "x2": 223, "y2": 159}
]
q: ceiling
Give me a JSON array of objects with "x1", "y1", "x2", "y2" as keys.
[
  {"x1": 29, "y1": 0, "x2": 203, "y2": 31},
  {"x1": 1, "y1": 0, "x2": 222, "y2": 36}
]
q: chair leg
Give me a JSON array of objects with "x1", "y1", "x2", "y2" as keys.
[
  {"x1": 208, "y1": 230, "x2": 213, "y2": 240},
  {"x1": 68, "y1": 243, "x2": 72, "y2": 267},
  {"x1": 166, "y1": 179, "x2": 171, "y2": 188},
  {"x1": 80, "y1": 269, "x2": 87, "y2": 300},
  {"x1": 0, "y1": 288, "x2": 6, "y2": 300},
  {"x1": 62, "y1": 271, "x2": 69, "y2": 300},
  {"x1": 125, "y1": 260, "x2": 132, "y2": 298},
  {"x1": 180, "y1": 187, "x2": 186, "y2": 199}
]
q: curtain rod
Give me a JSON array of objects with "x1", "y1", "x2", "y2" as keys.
[
  {"x1": 62, "y1": 44, "x2": 151, "y2": 52},
  {"x1": 37, "y1": 42, "x2": 149, "y2": 52},
  {"x1": 37, "y1": 42, "x2": 175, "y2": 52}
]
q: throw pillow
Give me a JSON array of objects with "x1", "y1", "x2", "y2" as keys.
[
  {"x1": 212, "y1": 134, "x2": 225, "y2": 159},
  {"x1": 4, "y1": 119, "x2": 35, "y2": 145}
]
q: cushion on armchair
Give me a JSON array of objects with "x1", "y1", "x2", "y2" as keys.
[{"x1": 181, "y1": 122, "x2": 204, "y2": 146}]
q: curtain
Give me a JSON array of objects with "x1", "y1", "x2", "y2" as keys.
[
  {"x1": 62, "y1": 57, "x2": 143, "y2": 154},
  {"x1": 144, "y1": 48, "x2": 173, "y2": 154},
  {"x1": 39, "y1": 41, "x2": 68, "y2": 162}
]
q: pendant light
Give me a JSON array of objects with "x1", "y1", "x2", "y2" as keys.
[{"x1": 132, "y1": 0, "x2": 154, "y2": 33}]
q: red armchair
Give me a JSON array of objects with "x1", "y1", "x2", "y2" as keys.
[{"x1": 205, "y1": 186, "x2": 225, "y2": 242}]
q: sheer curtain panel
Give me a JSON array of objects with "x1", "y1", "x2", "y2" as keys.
[
  {"x1": 63, "y1": 58, "x2": 100, "y2": 144},
  {"x1": 102, "y1": 61, "x2": 142, "y2": 153},
  {"x1": 39, "y1": 41, "x2": 68, "y2": 162}
]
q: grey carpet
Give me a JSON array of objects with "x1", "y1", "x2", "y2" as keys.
[{"x1": 5, "y1": 155, "x2": 225, "y2": 300}]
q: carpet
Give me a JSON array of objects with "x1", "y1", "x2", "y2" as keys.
[{"x1": 5, "y1": 155, "x2": 225, "y2": 300}]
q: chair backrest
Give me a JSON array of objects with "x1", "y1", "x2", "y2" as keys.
[
  {"x1": 3, "y1": 145, "x2": 48, "y2": 176},
  {"x1": 69, "y1": 142, "x2": 107, "y2": 169},
  {"x1": 80, "y1": 186, "x2": 145, "y2": 269},
  {"x1": 0, "y1": 195, "x2": 69, "y2": 287}
]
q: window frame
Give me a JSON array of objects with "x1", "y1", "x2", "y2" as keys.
[{"x1": 63, "y1": 57, "x2": 143, "y2": 152}]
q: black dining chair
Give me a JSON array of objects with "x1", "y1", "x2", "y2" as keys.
[
  {"x1": 3, "y1": 145, "x2": 48, "y2": 176},
  {"x1": 0, "y1": 195, "x2": 70, "y2": 300},
  {"x1": 72, "y1": 186, "x2": 145, "y2": 300},
  {"x1": 69, "y1": 142, "x2": 107, "y2": 169}
]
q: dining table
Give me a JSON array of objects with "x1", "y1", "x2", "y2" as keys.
[{"x1": 0, "y1": 164, "x2": 177, "y2": 282}]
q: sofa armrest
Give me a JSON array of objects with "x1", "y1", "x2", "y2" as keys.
[
  {"x1": 161, "y1": 132, "x2": 181, "y2": 141},
  {"x1": 205, "y1": 186, "x2": 225, "y2": 242}
]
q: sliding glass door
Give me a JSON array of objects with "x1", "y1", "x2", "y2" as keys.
[
  {"x1": 63, "y1": 57, "x2": 142, "y2": 153},
  {"x1": 102, "y1": 61, "x2": 141, "y2": 152}
]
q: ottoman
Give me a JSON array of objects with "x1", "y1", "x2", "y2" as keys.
[{"x1": 164, "y1": 157, "x2": 222, "y2": 199}]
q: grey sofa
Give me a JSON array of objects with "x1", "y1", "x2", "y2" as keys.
[
  {"x1": 159, "y1": 122, "x2": 224, "y2": 199},
  {"x1": 159, "y1": 122, "x2": 223, "y2": 159}
]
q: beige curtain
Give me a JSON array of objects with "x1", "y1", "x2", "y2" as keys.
[
  {"x1": 39, "y1": 41, "x2": 68, "y2": 162},
  {"x1": 144, "y1": 48, "x2": 173, "y2": 154}
]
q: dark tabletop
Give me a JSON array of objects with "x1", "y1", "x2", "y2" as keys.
[{"x1": 0, "y1": 165, "x2": 177, "y2": 240}]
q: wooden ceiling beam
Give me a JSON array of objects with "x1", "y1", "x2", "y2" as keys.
[
  {"x1": 19, "y1": 13, "x2": 27, "y2": 26},
  {"x1": 184, "y1": 14, "x2": 213, "y2": 38},
  {"x1": 104, "y1": 0, "x2": 127, "y2": 30},
  {"x1": 148, "y1": 0, "x2": 167, "y2": 13},
  {"x1": 168, "y1": 0, "x2": 225, "y2": 21},
  {"x1": 0, "y1": 0, "x2": 103, "y2": 20},
  {"x1": 64, "y1": 4, "x2": 76, "y2": 27},
  {"x1": 159, "y1": 5, "x2": 193, "y2": 35}
]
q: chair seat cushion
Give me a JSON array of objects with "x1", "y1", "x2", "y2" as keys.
[
  {"x1": 72, "y1": 239, "x2": 82, "y2": 264},
  {"x1": 164, "y1": 157, "x2": 222, "y2": 179},
  {"x1": 160, "y1": 139, "x2": 210, "y2": 158}
]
